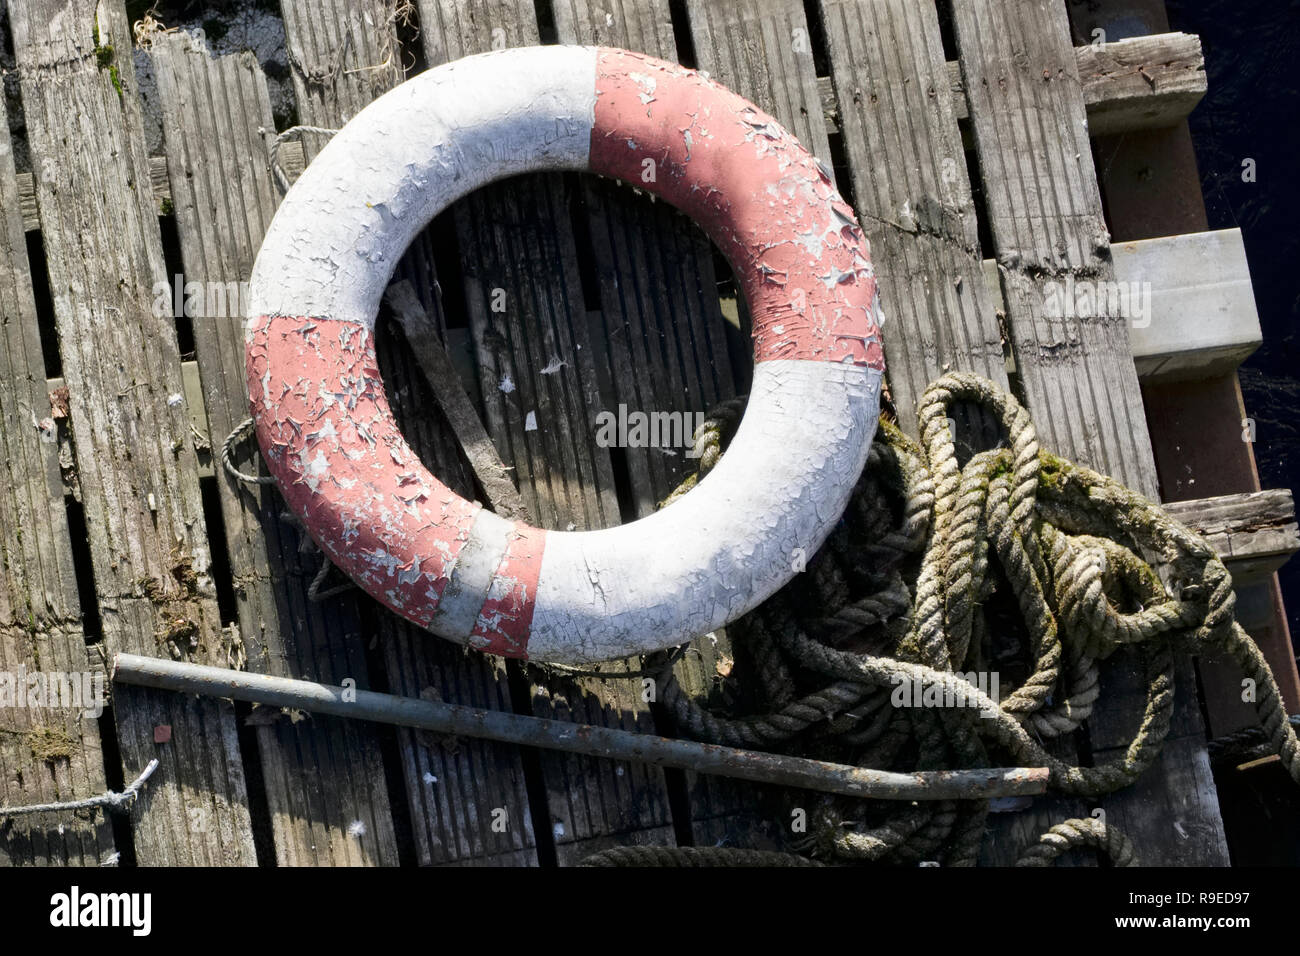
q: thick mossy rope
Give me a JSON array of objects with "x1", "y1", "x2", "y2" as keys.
[{"x1": 583, "y1": 372, "x2": 1300, "y2": 867}]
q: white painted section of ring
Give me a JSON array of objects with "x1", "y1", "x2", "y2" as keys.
[
  {"x1": 526, "y1": 360, "x2": 881, "y2": 663},
  {"x1": 246, "y1": 46, "x2": 598, "y2": 329},
  {"x1": 427, "y1": 509, "x2": 514, "y2": 641}
]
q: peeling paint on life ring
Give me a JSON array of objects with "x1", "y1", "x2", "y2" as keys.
[{"x1": 245, "y1": 46, "x2": 884, "y2": 664}]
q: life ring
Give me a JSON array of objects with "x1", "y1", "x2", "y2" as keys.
[{"x1": 246, "y1": 46, "x2": 885, "y2": 664}]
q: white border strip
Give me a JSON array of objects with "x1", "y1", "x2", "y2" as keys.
[{"x1": 526, "y1": 360, "x2": 881, "y2": 663}]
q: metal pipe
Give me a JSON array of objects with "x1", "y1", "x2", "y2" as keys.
[{"x1": 112, "y1": 653, "x2": 1049, "y2": 801}]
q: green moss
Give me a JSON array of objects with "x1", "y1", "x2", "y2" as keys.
[
  {"x1": 29, "y1": 725, "x2": 75, "y2": 763},
  {"x1": 92, "y1": 14, "x2": 123, "y2": 101},
  {"x1": 1038, "y1": 450, "x2": 1072, "y2": 494},
  {"x1": 160, "y1": 196, "x2": 174, "y2": 217}
]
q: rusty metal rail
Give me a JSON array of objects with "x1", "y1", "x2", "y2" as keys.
[{"x1": 111, "y1": 653, "x2": 1048, "y2": 802}]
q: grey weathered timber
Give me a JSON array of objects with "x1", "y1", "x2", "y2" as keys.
[
  {"x1": 1071, "y1": 31, "x2": 1205, "y2": 135},
  {"x1": 278, "y1": 0, "x2": 406, "y2": 161},
  {"x1": 811, "y1": 0, "x2": 1080, "y2": 865},
  {"x1": 982, "y1": 228, "x2": 1265, "y2": 382},
  {"x1": 687, "y1": 0, "x2": 832, "y2": 168},
  {"x1": 385, "y1": 282, "x2": 531, "y2": 522},
  {"x1": 8, "y1": 30, "x2": 1205, "y2": 234},
  {"x1": 819, "y1": 0, "x2": 1007, "y2": 435},
  {"x1": 275, "y1": 0, "x2": 540, "y2": 865},
  {"x1": 0, "y1": 91, "x2": 115, "y2": 868},
  {"x1": 817, "y1": 32, "x2": 1205, "y2": 138},
  {"x1": 10, "y1": 0, "x2": 255, "y2": 864},
  {"x1": 418, "y1": 0, "x2": 677, "y2": 864},
  {"x1": 553, "y1": 0, "x2": 782, "y2": 853},
  {"x1": 950, "y1": 0, "x2": 1227, "y2": 866},
  {"x1": 378, "y1": 283, "x2": 540, "y2": 865},
  {"x1": 1166, "y1": 490, "x2": 1300, "y2": 586},
  {"x1": 554, "y1": 0, "x2": 738, "y2": 511},
  {"x1": 952, "y1": 0, "x2": 1158, "y2": 497},
  {"x1": 150, "y1": 33, "x2": 400, "y2": 866}
]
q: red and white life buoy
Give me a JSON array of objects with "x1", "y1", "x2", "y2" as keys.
[{"x1": 246, "y1": 46, "x2": 885, "y2": 664}]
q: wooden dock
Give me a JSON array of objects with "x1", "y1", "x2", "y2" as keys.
[{"x1": 1, "y1": 0, "x2": 1296, "y2": 866}]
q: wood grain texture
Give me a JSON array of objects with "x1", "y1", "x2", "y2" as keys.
[
  {"x1": 950, "y1": 0, "x2": 1227, "y2": 866},
  {"x1": 818, "y1": 0, "x2": 1007, "y2": 436},
  {"x1": 687, "y1": 0, "x2": 832, "y2": 167},
  {"x1": 553, "y1": 0, "x2": 784, "y2": 853},
  {"x1": 10, "y1": 0, "x2": 255, "y2": 865},
  {"x1": 418, "y1": 0, "x2": 677, "y2": 864},
  {"x1": 278, "y1": 0, "x2": 407, "y2": 158},
  {"x1": 151, "y1": 33, "x2": 400, "y2": 866},
  {"x1": 275, "y1": 0, "x2": 541, "y2": 865},
  {"x1": 0, "y1": 87, "x2": 115, "y2": 868},
  {"x1": 952, "y1": 0, "x2": 1158, "y2": 497}
]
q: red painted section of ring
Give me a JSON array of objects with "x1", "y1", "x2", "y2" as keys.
[
  {"x1": 590, "y1": 48, "x2": 885, "y2": 371},
  {"x1": 470, "y1": 524, "x2": 546, "y2": 658},
  {"x1": 245, "y1": 315, "x2": 488, "y2": 632}
]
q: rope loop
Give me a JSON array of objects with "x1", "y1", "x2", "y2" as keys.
[{"x1": 602, "y1": 371, "x2": 1300, "y2": 867}]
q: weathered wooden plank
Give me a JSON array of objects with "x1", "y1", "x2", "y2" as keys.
[
  {"x1": 151, "y1": 33, "x2": 401, "y2": 866},
  {"x1": 418, "y1": 0, "x2": 677, "y2": 864},
  {"x1": 941, "y1": 31, "x2": 1205, "y2": 132},
  {"x1": 1166, "y1": 490, "x2": 1299, "y2": 586},
  {"x1": 278, "y1": 0, "x2": 406, "y2": 159},
  {"x1": 1072, "y1": 31, "x2": 1205, "y2": 135},
  {"x1": 952, "y1": 0, "x2": 1158, "y2": 497},
  {"x1": 950, "y1": 0, "x2": 1227, "y2": 866},
  {"x1": 981, "y1": 228, "x2": 1265, "y2": 382},
  {"x1": 274, "y1": 0, "x2": 541, "y2": 865},
  {"x1": 0, "y1": 87, "x2": 115, "y2": 868},
  {"x1": 819, "y1": 0, "x2": 1007, "y2": 435},
  {"x1": 10, "y1": 0, "x2": 255, "y2": 864},
  {"x1": 811, "y1": 0, "x2": 1079, "y2": 865},
  {"x1": 687, "y1": 0, "x2": 832, "y2": 167},
  {"x1": 379, "y1": 282, "x2": 541, "y2": 865},
  {"x1": 10, "y1": 28, "x2": 1204, "y2": 233},
  {"x1": 552, "y1": 0, "x2": 781, "y2": 853}
]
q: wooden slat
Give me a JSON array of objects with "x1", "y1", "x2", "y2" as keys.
[
  {"x1": 953, "y1": 0, "x2": 1158, "y2": 497},
  {"x1": 378, "y1": 284, "x2": 540, "y2": 865},
  {"x1": 556, "y1": 4, "x2": 736, "y2": 511},
  {"x1": 0, "y1": 85, "x2": 115, "y2": 868},
  {"x1": 1167, "y1": 490, "x2": 1299, "y2": 586},
  {"x1": 278, "y1": 0, "x2": 405, "y2": 160},
  {"x1": 10, "y1": 0, "x2": 256, "y2": 865},
  {"x1": 811, "y1": 0, "x2": 1079, "y2": 865},
  {"x1": 274, "y1": 0, "x2": 540, "y2": 865},
  {"x1": 151, "y1": 34, "x2": 401, "y2": 866},
  {"x1": 10, "y1": 29, "x2": 1205, "y2": 233},
  {"x1": 552, "y1": 0, "x2": 784, "y2": 853},
  {"x1": 418, "y1": 0, "x2": 678, "y2": 864},
  {"x1": 687, "y1": 0, "x2": 832, "y2": 167},
  {"x1": 1071, "y1": 31, "x2": 1205, "y2": 135},
  {"x1": 981, "y1": 228, "x2": 1265, "y2": 382},
  {"x1": 819, "y1": 0, "x2": 1007, "y2": 435},
  {"x1": 950, "y1": 0, "x2": 1227, "y2": 867}
]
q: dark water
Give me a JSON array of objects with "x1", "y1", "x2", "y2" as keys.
[{"x1": 1166, "y1": 0, "x2": 1300, "y2": 637}]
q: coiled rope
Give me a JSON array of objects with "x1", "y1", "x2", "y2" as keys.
[{"x1": 587, "y1": 372, "x2": 1299, "y2": 866}]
